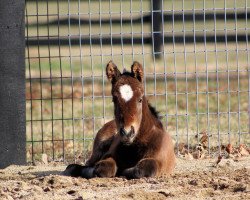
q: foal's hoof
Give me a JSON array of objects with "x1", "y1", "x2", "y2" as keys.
[
  {"x1": 62, "y1": 164, "x2": 94, "y2": 179},
  {"x1": 93, "y1": 160, "x2": 117, "y2": 178}
]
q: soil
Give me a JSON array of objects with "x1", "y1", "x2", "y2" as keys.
[{"x1": 0, "y1": 157, "x2": 249, "y2": 200}]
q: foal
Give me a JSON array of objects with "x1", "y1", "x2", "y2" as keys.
[{"x1": 63, "y1": 61, "x2": 176, "y2": 179}]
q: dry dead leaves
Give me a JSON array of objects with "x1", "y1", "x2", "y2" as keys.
[
  {"x1": 178, "y1": 142, "x2": 207, "y2": 160},
  {"x1": 196, "y1": 131, "x2": 211, "y2": 148},
  {"x1": 178, "y1": 131, "x2": 211, "y2": 160},
  {"x1": 216, "y1": 143, "x2": 250, "y2": 165},
  {"x1": 178, "y1": 130, "x2": 250, "y2": 162}
]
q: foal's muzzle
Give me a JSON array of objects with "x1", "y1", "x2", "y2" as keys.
[
  {"x1": 119, "y1": 126, "x2": 135, "y2": 143},
  {"x1": 120, "y1": 126, "x2": 134, "y2": 136}
]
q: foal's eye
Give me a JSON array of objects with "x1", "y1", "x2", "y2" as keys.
[{"x1": 139, "y1": 98, "x2": 143, "y2": 103}]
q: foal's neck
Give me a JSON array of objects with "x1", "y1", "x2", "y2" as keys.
[{"x1": 140, "y1": 98, "x2": 163, "y2": 134}]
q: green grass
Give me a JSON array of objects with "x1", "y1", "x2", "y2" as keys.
[
  {"x1": 25, "y1": 0, "x2": 250, "y2": 162},
  {"x1": 26, "y1": 43, "x2": 249, "y2": 77},
  {"x1": 25, "y1": 42, "x2": 249, "y2": 162},
  {"x1": 26, "y1": 73, "x2": 250, "y2": 162}
]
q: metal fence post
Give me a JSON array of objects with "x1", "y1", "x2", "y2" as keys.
[
  {"x1": 0, "y1": 0, "x2": 26, "y2": 168},
  {"x1": 151, "y1": 0, "x2": 163, "y2": 59}
]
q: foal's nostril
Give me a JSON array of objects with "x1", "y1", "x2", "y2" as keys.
[
  {"x1": 131, "y1": 126, "x2": 134, "y2": 132},
  {"x1": 130, "y1": 126, "x2": 135, "y2": 135},
  {"x1": 127, "y1": 126, "x2": 135, "y2": 137},
  {"x1": 120, "y1": 127, "x2": 127, "y2": 136}
]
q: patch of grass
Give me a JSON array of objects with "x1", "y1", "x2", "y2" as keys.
[
  {"x1": 26, "y1": 74, "x2": 249, "y2": 162},
  {"x1": 25, "y1": 42, "x2": 249, "y2": 162},
  {"x1": 25, "y1": 0, "x2": 249, "y2": 162}
]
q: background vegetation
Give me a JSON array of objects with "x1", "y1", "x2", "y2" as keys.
[{"x1": 25, "y1": 0, "x2": 249, "y2": 163}]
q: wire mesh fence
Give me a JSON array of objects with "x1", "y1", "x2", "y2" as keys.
[{"x1": 25, "y1": 0, "x2": 250, "y2": 163}]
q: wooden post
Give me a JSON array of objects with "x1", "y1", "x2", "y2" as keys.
[
  {"x1": 151, "y1": 0, "x2": 163, "y2": 59},
  {"x1": 0, "y1": 0, "x2": 26, "y2": 168}
]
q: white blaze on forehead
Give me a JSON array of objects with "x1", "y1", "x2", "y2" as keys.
[{"x1": 119, "y1": 84, "x2": 133, "y2": 102}]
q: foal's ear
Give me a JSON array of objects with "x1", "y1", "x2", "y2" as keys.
[
  {"x1": 131, "y1": 61, "x2": 144, "y2": 82},
  {"x1": 106, "y1": 61, "x2": 121, "y2": 84}
]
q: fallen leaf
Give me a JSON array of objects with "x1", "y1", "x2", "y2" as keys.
[
  {"x1": 198, "y1": 131, "x2": 211, "y2": 148},
  {"x1": 184, "y1": 152, "x2": 194, "y2": 160},
  {"x1": 239, "y1": 144, "x2": 249, "y2": 156},
  {"x1": 221, "y1": 145, "x2": 226, "y2": 151},
  {"x1": 200, "y1": 153, "x2": 205, "y2": 159},
  {"x1": 235, "y1": 152, "x2": 242, "y2": 158},
  {"x1": 216, "y1": 155, "x2": 223, "y2": 165},
  {"x1": 192, "y1": 151, "x2": 201, "y2": 159},
  {"x1": 178, "y1": 143, "x2": 188, "y2": 155},
  {"x1": 195, "y1": 143, "x2": 204, "y2": 152},
  {"x1": 226, "y1": 144, "x2": 233, "y2": 154},
  {"x1": 178, "y1": 143, "x2": 185, "y2": 152}
]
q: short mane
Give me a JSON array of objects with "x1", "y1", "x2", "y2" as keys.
[
  {"x1": 122, "y1": 71, "x2": 134, "y2": 78},
  {"x1": 148, "y1": 103, "x2": 160, "y2": 119},
  {"x1": 147, "y1": 103, "x2": 163, "y2": 129}
]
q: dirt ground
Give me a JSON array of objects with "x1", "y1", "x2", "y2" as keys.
[{"x1": 0, "y1": 156, "x2": 249, "y2": 200}]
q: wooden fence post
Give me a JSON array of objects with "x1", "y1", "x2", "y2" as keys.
[
  {"x1": 151, "y1": 0, "x2": 163, "y2": 59},
  {"x1": 0, "y1": 0, "x2": 26, "y2": 168}
]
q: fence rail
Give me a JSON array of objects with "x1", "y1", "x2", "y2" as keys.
[
  {"x1": 25, "y1": 1, "x2": 250, "y2": 57},
  {"x1": 26, "y1": 10, "x2": 250, "y2": 49},
  {"x1": 26, "y1": 34, "x2": 250, "y2": 46}
]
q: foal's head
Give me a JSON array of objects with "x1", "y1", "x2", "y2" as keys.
[{"x1": 106, "y1": 61, "x2": 144, "y2": 144}]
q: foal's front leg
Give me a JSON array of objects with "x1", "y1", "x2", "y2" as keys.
[
  {"x1": 93, "y1": 157, "x2": 117, "y2": 178},
  {"x1": 93, "y1": 133, "x2": 121, "y2": 177},
  {"x1": 121, "y1": 158, "x2": 159, "y2": 179}
]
